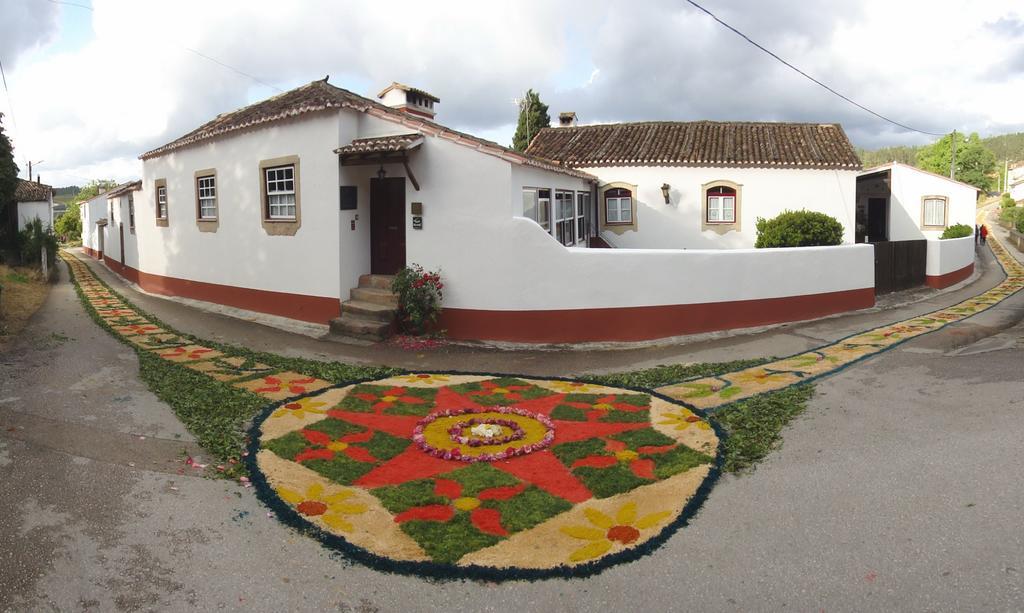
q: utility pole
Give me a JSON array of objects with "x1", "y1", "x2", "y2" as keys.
[
  {"x1": 950, "y1": 130, "x2": 956, "y2": 181},
  {"x1": 1004, "y1": 159, "x2": 1009, "y2": 193}
]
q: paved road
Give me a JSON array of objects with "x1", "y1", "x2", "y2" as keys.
[{"x1": 1, "y1": 246, "x2": 1023, "y2": 611}]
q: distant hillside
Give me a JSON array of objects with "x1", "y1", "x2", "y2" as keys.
[
  {"x1": 53, "y1": 185, "x2": 81, "y2": 205},
  {"x1": 858, "y1": 132, "x2": 1024, "y2": 169}
]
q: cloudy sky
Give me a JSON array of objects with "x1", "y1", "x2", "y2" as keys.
[{"x1": 2, "y1": 0, "x2": 1023, "y2": 187}]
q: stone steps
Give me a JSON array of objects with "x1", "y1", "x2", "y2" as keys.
[{"x1": 329, "y1": 274, "x2": 399, "y2": 342}]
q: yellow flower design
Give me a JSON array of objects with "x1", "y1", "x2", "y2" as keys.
[
  {"x1": 276, "y1": 483, "x2": 367, "y2": 532},
  {"x1": 657, "y1": 409, "x2": 711, "y2": 432},
  {"x1": 560, "y1": 502, "x2": 671, "y2": 562},
  {"x1": 547, "y1": 381, "x2": 601, "y2": 394},
  {"x1": 270, "y1": 398, "x2": 328, "y2": 419},
  {"x1": 398, "y1": 373, "x2": 451, "y2": 385}
]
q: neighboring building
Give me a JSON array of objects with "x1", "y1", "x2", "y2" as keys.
[
  {"x1": 80, "y1": 181, "x2": 139, "y2": 261},
  {"x1": 856, "y1": 162, "x2": 979, "y2": 290},
  {"x1": 14, "y1": 178, "x2": 54, "y2": 231},
  {"x1": 856, "y1": 162, "x2": 978, "y2": 242},
  {"x1": 526, "y1": 121, "x2": 862, "y2": 248},
  {"x1": 1009, "y1": 162, "x2": 1024, "y2": 202}
]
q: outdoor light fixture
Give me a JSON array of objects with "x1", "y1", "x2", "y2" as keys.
[
  {"x1": 377, "y1": 164, "x2": 387, "y2": 180},
  {"x1": 661, "y1": 183, "x2": 671, "y2": 204}
]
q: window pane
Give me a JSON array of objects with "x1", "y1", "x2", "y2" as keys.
[
  {"x1": 722, "y1": 196, "x2": 735, "y2": 222},
  {"x1": 621, "y1": 198, "x2": 632, "y2": 222},
  {"x1": 522, "y1": 190, "x2": 537, "y2": 221},
  {"x1": 606, "y1": 198, "x2": 619, "y2": 223}
]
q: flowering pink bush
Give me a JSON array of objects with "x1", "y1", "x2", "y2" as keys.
[{"x1": 392, "y1": 264, "x2": 444, "y2": 335}]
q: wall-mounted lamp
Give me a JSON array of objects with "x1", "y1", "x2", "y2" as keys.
[
  {"x1": 377, "y1": 165, "x2": 387, "y2": 180},
  {"x1": 661, "y1": 183, "x2": 671, "y2": 204}
]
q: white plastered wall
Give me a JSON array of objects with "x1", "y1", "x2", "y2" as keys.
[
  {"x1": 887, "y1": 164, "x2": 978, "y2": 241},
  {"x1": 136, "y1": 111, "x2": 342, "y2": 299},
  {"x1": 581, "y1": 166, "x2": 857, "y2": 249},
  {"x1": 17, "y1": 201, "x2": 52, "y2": 231},
  {"x1": 926, "y1": 235, "x2": 975, "y2": 277}
]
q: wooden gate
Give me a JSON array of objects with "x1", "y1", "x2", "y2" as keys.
[{"x1": 873, "y1": 240, "x2": 926, "y2": 294}]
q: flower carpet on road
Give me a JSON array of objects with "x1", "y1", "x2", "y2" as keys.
[
  {"x1": 60, "y1": 225, "x2": 1024, "y2": 580},
  {"x1": 656, "y1": 229, "x2": 1024, "y2": 409}
]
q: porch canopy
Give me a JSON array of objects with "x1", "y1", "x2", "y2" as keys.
[{"x1": 335, "y1": 133, "x2": 424, "y2": 189}]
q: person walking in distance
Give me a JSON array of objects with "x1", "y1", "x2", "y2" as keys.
[
  {"x1": 975, "y1": 224, "x2": 981, "y2": 245},
  {"x1": 980, "y1": 224, "x2": 988, "y2": 245}
]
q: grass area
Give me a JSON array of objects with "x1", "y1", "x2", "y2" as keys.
[
  {"x1": 581, "y1": 358, "x2": 770, "y2": 389},
  {"x1": 67, "y1": 254, "x2": 814, "y2": 477},
  {"x1": 0, "y1": 263, "x2": 51, "y2": 339},
  {"x1": 714, "y1": 385, "x2": 815, "y2": 473}
]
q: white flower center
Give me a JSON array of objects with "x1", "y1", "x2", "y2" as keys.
[{"x1": 470, "y1": 423, "x2": 504, "y2": 438}]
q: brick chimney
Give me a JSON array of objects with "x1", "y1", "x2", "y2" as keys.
[
  {"x1": 559, "y1": 112, "x2": 577, "y2": 127},
  {"x1": 377, "y1": 82, "x2": 439, "y2": 120}
]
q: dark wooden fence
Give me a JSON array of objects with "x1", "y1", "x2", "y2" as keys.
[{"x1": 873, "y1": 240, "x2": 927, "y2": 294}]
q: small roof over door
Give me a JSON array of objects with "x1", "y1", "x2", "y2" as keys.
[{"x1": 335, "y1": 133, "x2": 424, "y2": 166}]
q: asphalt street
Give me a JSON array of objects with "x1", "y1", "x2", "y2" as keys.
[{"x1": 1, "y1": 243, "x2": 1022, "y2": 611}]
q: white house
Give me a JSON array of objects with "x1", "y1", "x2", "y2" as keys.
[
  {"x1": 90, "y1": 78, "x2": 877, "y2": 344},
  {"x1": 1009, "y1": 162, "x2": 1024, "y2": 202},
  {"x1": 14, "y1": 179, "x2": 53, "y2": 231},
  {"x1": 856, "y1": 162, "x2": 979, "y2": 288},
  {"x1": 525, "y1": 120, "x2": 861, "y2": 249},
  {"x1": 80, "y1": 181, "x2": 140, "y2": 263}
]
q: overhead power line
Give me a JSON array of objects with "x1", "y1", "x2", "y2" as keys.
[
  {"x1": 684, "y1": 0, "x2": 948, "y2": 137},
  {"x1": 0, "y1": 57, "x2": 28, "y2": 171}
]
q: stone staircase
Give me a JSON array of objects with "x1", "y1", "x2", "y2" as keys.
[{"x1": 329, "y1": 274, "x2": 398, "y2": 342}]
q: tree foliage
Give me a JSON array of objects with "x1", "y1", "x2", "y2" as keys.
[
  {"x1": 755, "y1": 210, "x2": 845, "y2": 248},
  {"x1": 0, "y1": 113, "x2": 20, "y2": 254},
  {"x1": 916, "y1": 132, "x2": 996, "y2": 191},
  {"x1": 74, "y1": 179, "x2": 119, "y2": 203},
  {"x1": 54, "y1": 201, "x2": 82, "y2": 241},
  {"x1": 512, "y1": 89, "x2": 551, "y2": 152}
]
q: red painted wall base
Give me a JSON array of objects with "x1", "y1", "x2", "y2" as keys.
[
  {"x1": 439, "y1": 287, "x2": 876, "y2": 343},
  {"x1": 925, "y1": 263, "x2": 973, "y2": 289},
  {"x1": 96, "y1": 258, "x2": 341, "y2": 324}
]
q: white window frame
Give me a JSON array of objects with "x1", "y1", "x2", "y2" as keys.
[
  {"x1": 555, "y1": 190, "x2": 576, "y2": 246},
  {"x1": 707, "y1": 194, "x2": 736, "y2": 223},
  {"x1": 265, "y1": 165, "x2": 296, "y2": 220},
  {"x1": 922, "y1": 196, "x2": 947, "y2": 228},
  {"x1": 605, "y1": 193, "x2": 632, "y2": 224},
  {"x1": 157, "y1": 186, "x2": 168, "y2": 219},
  {"x1": 197, "y1": 175, "x2": 217, "y2": 220},
  {"x1": 575, "y1": 192, "x2": 589, "y2": 245}
]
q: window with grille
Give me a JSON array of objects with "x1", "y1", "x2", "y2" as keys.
[
  {"x1": 265, "y1": 165, "x2": 296, "y2": 219},
  {"x1": 197, "y1": 175, "x2": 217, "y2": 219}
]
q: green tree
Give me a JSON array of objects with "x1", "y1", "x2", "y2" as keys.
[
  {"x1": 512, "y1": 89, "x2": 551, "y2": 152},
  {"x1": 917, "y1": 132, "x2": 996, "y2": 191},
  {"x1": 0, "y1": 112, "x2": 20, "y2": 252},
  {"x1": 74, "y1": 179, "x2": 119, "y2": 203},
  {"x1": 54, "y1": 200, "x2": 82, "y2": 241}
]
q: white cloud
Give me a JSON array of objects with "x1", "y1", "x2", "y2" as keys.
[{"x1": 2, "y1": 0, "x2": 1023, "y2": 186}]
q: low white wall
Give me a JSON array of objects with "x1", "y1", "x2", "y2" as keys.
[
  {"x1": 926, "y1": 235, "x2": 975, "y2": 277},
  {"x1": 429, "y1": 217, "x2": 874, "y2": 311}
]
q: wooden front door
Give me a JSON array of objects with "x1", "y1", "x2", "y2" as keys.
[{"x1": 370, "y1": 177, "x2": 406, "y2": 275}]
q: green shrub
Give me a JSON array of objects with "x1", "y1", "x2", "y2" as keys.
[
  {"x1": 940, "y1": 223, "x2": 973, "y2": 239},
  {"x1": 1001, "y1": 193, "x2": 1016, "y2": 208},
  {"x1": 1017, "y1": 214, "x2": 1024, "y2": 234},
  {"x1": 754, "y1": 210, "x2": 844, "y2": 248},
  {"x1": 18, "y1": 219, "x2": 58, "y2": 272},
  {"x1": 391, "y1": 263, "x2": 444, "y2": 335}
]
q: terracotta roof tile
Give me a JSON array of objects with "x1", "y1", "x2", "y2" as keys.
[
  {"x1": 14, "y1": 179, "x2": 52, "y2": 202},
  {"x1": 526, "y1": 121, "x2": 862, "y2": 170},
  {"x1": 140, "y1": 79, "x2": 594, "y2": 182},
  {"x1": 334, "y1": 133, "x2": 424, "y2": 155},
  {"x1": 106, "y1": 180, "x2": 142, "y2": 198}
]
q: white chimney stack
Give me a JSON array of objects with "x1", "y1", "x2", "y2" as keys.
[
  {"x1": 377, "y1": 82, "x2": 439, "y2": 120},
  {"x1": 559, "y1": 112, "x2": 578, "y2": 127}
]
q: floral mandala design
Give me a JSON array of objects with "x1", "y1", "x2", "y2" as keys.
[{"x1": 253, "y1": 374, "x2": 719, "y2": 576}]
